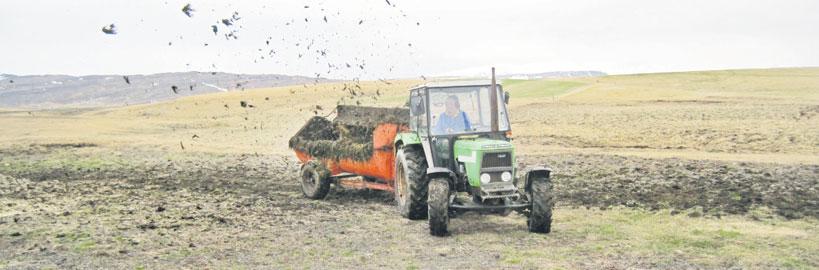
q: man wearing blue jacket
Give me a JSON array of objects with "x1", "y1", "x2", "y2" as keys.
[{"x1": 434, "y1": 95, "x2": 472, "y2": 134}]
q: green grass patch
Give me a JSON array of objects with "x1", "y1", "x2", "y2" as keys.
[
  {"x1": 502, "y1": 79, "x2": 585, "y2": 99},
  {"x1": 496, "y1": 208, "x2": 818, "y2": 268},
  {"x1": 0, "y1": 148, "x2": 130, "y2": 177}
]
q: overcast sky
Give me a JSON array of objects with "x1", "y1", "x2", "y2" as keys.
[{"x1": 1, "y1": 0, "x2": 818, "y2": 79}]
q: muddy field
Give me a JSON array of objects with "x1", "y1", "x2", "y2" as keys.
[{"x1": 1, "y1": 144, "x2": 817, "y2": 269}]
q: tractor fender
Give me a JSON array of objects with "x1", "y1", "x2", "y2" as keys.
[
  {"x1": 426, "y1": 167, "x2": 456, "y2": 187},
  {"x1": 394, "y1": 132, "x2": 422, "y2": 154},
  {"x1": 522, "y1": 166, "x2": 552, "y2": 193}
]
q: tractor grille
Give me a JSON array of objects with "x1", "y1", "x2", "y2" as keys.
[{"x1": 481, "y1": 152, "x2": 512, "y2": 168}]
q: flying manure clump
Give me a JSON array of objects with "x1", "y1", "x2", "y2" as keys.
[
  {"x1": 101, "y1": 24, "x2": 117, "y2": 35},
  {"x1": 181, "y1": 3, "x2": 195, "y2": 17}
]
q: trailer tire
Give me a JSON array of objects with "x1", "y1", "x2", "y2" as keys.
[
  {"x1": 528, "y1": 178, "x2": 554, "y2": 233},
  {"x1": 300, "y1": 160, "x2": 331, "y2": 199},
  {"x1": 394, "y1": 147, "x2": 429, "y2": 220},
  {"x1": 428, "y1": 177, "x2": 450, "y2": 237}
]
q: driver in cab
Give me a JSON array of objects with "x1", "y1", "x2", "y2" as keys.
[{"x1": 434, "y1": 95, "x2": 471, "y2": 134}]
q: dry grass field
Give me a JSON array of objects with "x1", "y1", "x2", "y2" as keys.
[{"x1": 1, "y1": 68, "x2": 817, "y2": 269}]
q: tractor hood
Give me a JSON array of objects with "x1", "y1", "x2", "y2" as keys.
[
  {"x1": 453, "y1": 137, "x2": 516, "y2": 187},
  {"x1": 453, "y1": 138, "x2": 513, "y2": 151}
]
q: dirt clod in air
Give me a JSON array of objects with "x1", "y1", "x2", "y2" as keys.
[
  {"x1": 181, "y1": 3, "x2": 195, "y2": 17},
  {"x1": 101, "y1": 24, "x2": 117, "y2": 35},
  {"x1": 123, "y1": 76, "x2": 130, "y2": 84},
  {"x1": 171, "y1": 85, "x2": 179, "y2": 94}
]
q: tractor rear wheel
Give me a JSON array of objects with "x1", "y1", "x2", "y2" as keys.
[
  {"x1": 300, "y1": 160, "x2": 331, "y2": 199},
  {"x1": 528, "y1": 178, "x2": 554, "y2": 233},
  {"x1": 428, "y1": 177, "x2": 450, "y2": 237},
  {"x1": 394, "y1": 147, "x2": 429, "y2": 220}
]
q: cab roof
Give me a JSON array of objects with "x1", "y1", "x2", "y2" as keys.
[{"x1": 410, "y1": 80, "x2": 501, "y2": 90}]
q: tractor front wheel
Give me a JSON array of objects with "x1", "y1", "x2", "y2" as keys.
[
  {"x1": 527, "y1": 178, "x2": 554, "y2": 233},
  {"x1": 428, "y1": 178, "x2": 450, "y2": 237},
  {"x1": 300, "y1": 160, "x2": 331, "y2": 199}
]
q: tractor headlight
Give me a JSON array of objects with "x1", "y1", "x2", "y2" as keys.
[
  {"x1": 480, "y1": 173, "x2": 491, "y2": 184},
  {"x1": 501, "y1": 171, "x2": 512, "y2": 182}
]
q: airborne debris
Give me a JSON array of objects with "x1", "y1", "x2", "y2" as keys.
[
  {"x1": 171, "y1": 85, "x2": 179, "y2": 94},
  {"x1": 123, "y1": 76, "x2": 130, "y2": 84},
  {"x1": 211, "y1": 25, "x2": 218, "y2": 35},
  {"x1": 179, "y1": 141, "x2": 185, "y2": 150},
  {"x1": 181, "y1": 3, "x2": 195, "y2": 17},
  {"x1": 101, "y1": 24, "x2": 117, "y2": 35},
  {"x1": 240, "y1": 101, "x2": 248, "y2": 108}
]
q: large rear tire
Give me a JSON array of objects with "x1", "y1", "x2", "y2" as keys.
[
  {"x1": 394, "y1": 147, "x2": 429, "y2": 220},
  {"x1": 300, "y1": 160, "x2": 331, "y2": 199},
  {"x1": 428, "y1": 178, "x2": 450, "y2": 237},
  {"x1": 528, "y1": 179, "x2": 554, "y2": 233}
]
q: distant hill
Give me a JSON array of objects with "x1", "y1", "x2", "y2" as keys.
[
  {"x1": 501, "y1": 71, "x2": 606, "y2": 80},
  {"x1": 0, "y1": 72, "x2": 325, "y2": 108}
]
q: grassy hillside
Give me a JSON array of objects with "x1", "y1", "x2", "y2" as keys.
[{"x1": 2, "y1": 67, "x2": 816, "y2": 164}]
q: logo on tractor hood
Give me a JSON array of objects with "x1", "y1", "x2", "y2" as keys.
[{"x1": 481, "y1": 143, "x2": 511, "y2": 149}]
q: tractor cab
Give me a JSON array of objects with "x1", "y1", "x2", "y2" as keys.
[{"x1": 407, "y1": 80, "x2": 515, "y2": 194}]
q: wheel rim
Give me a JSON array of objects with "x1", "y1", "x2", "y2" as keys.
[
  {"x1": 302, "y1": 169, "x2": 317, "y2": 193},
  {"x1": 395, "y1": 160, "x2": 407, "y2": 203}
]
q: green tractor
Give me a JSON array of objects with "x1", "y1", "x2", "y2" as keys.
[{"x1": 393, "y1": 70, "x2": 555, "y2": 236}]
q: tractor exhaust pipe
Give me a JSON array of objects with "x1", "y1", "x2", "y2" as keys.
[{"x1": 490, "y1": 67, "x2": 499, "y2": 132}]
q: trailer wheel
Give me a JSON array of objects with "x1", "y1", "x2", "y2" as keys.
[
  {"x1": 300, "y1": 160, "x2": 331, "y2": 199},
  {"x1": 394, "y1": 147, "x2": 429, "y2": 220},
  {"x1": 527, "y1": 178, "x2": 554, "y2": 233},
  {"x1": 428, "y1": 177, "x2": 450, "y2": 237}
]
